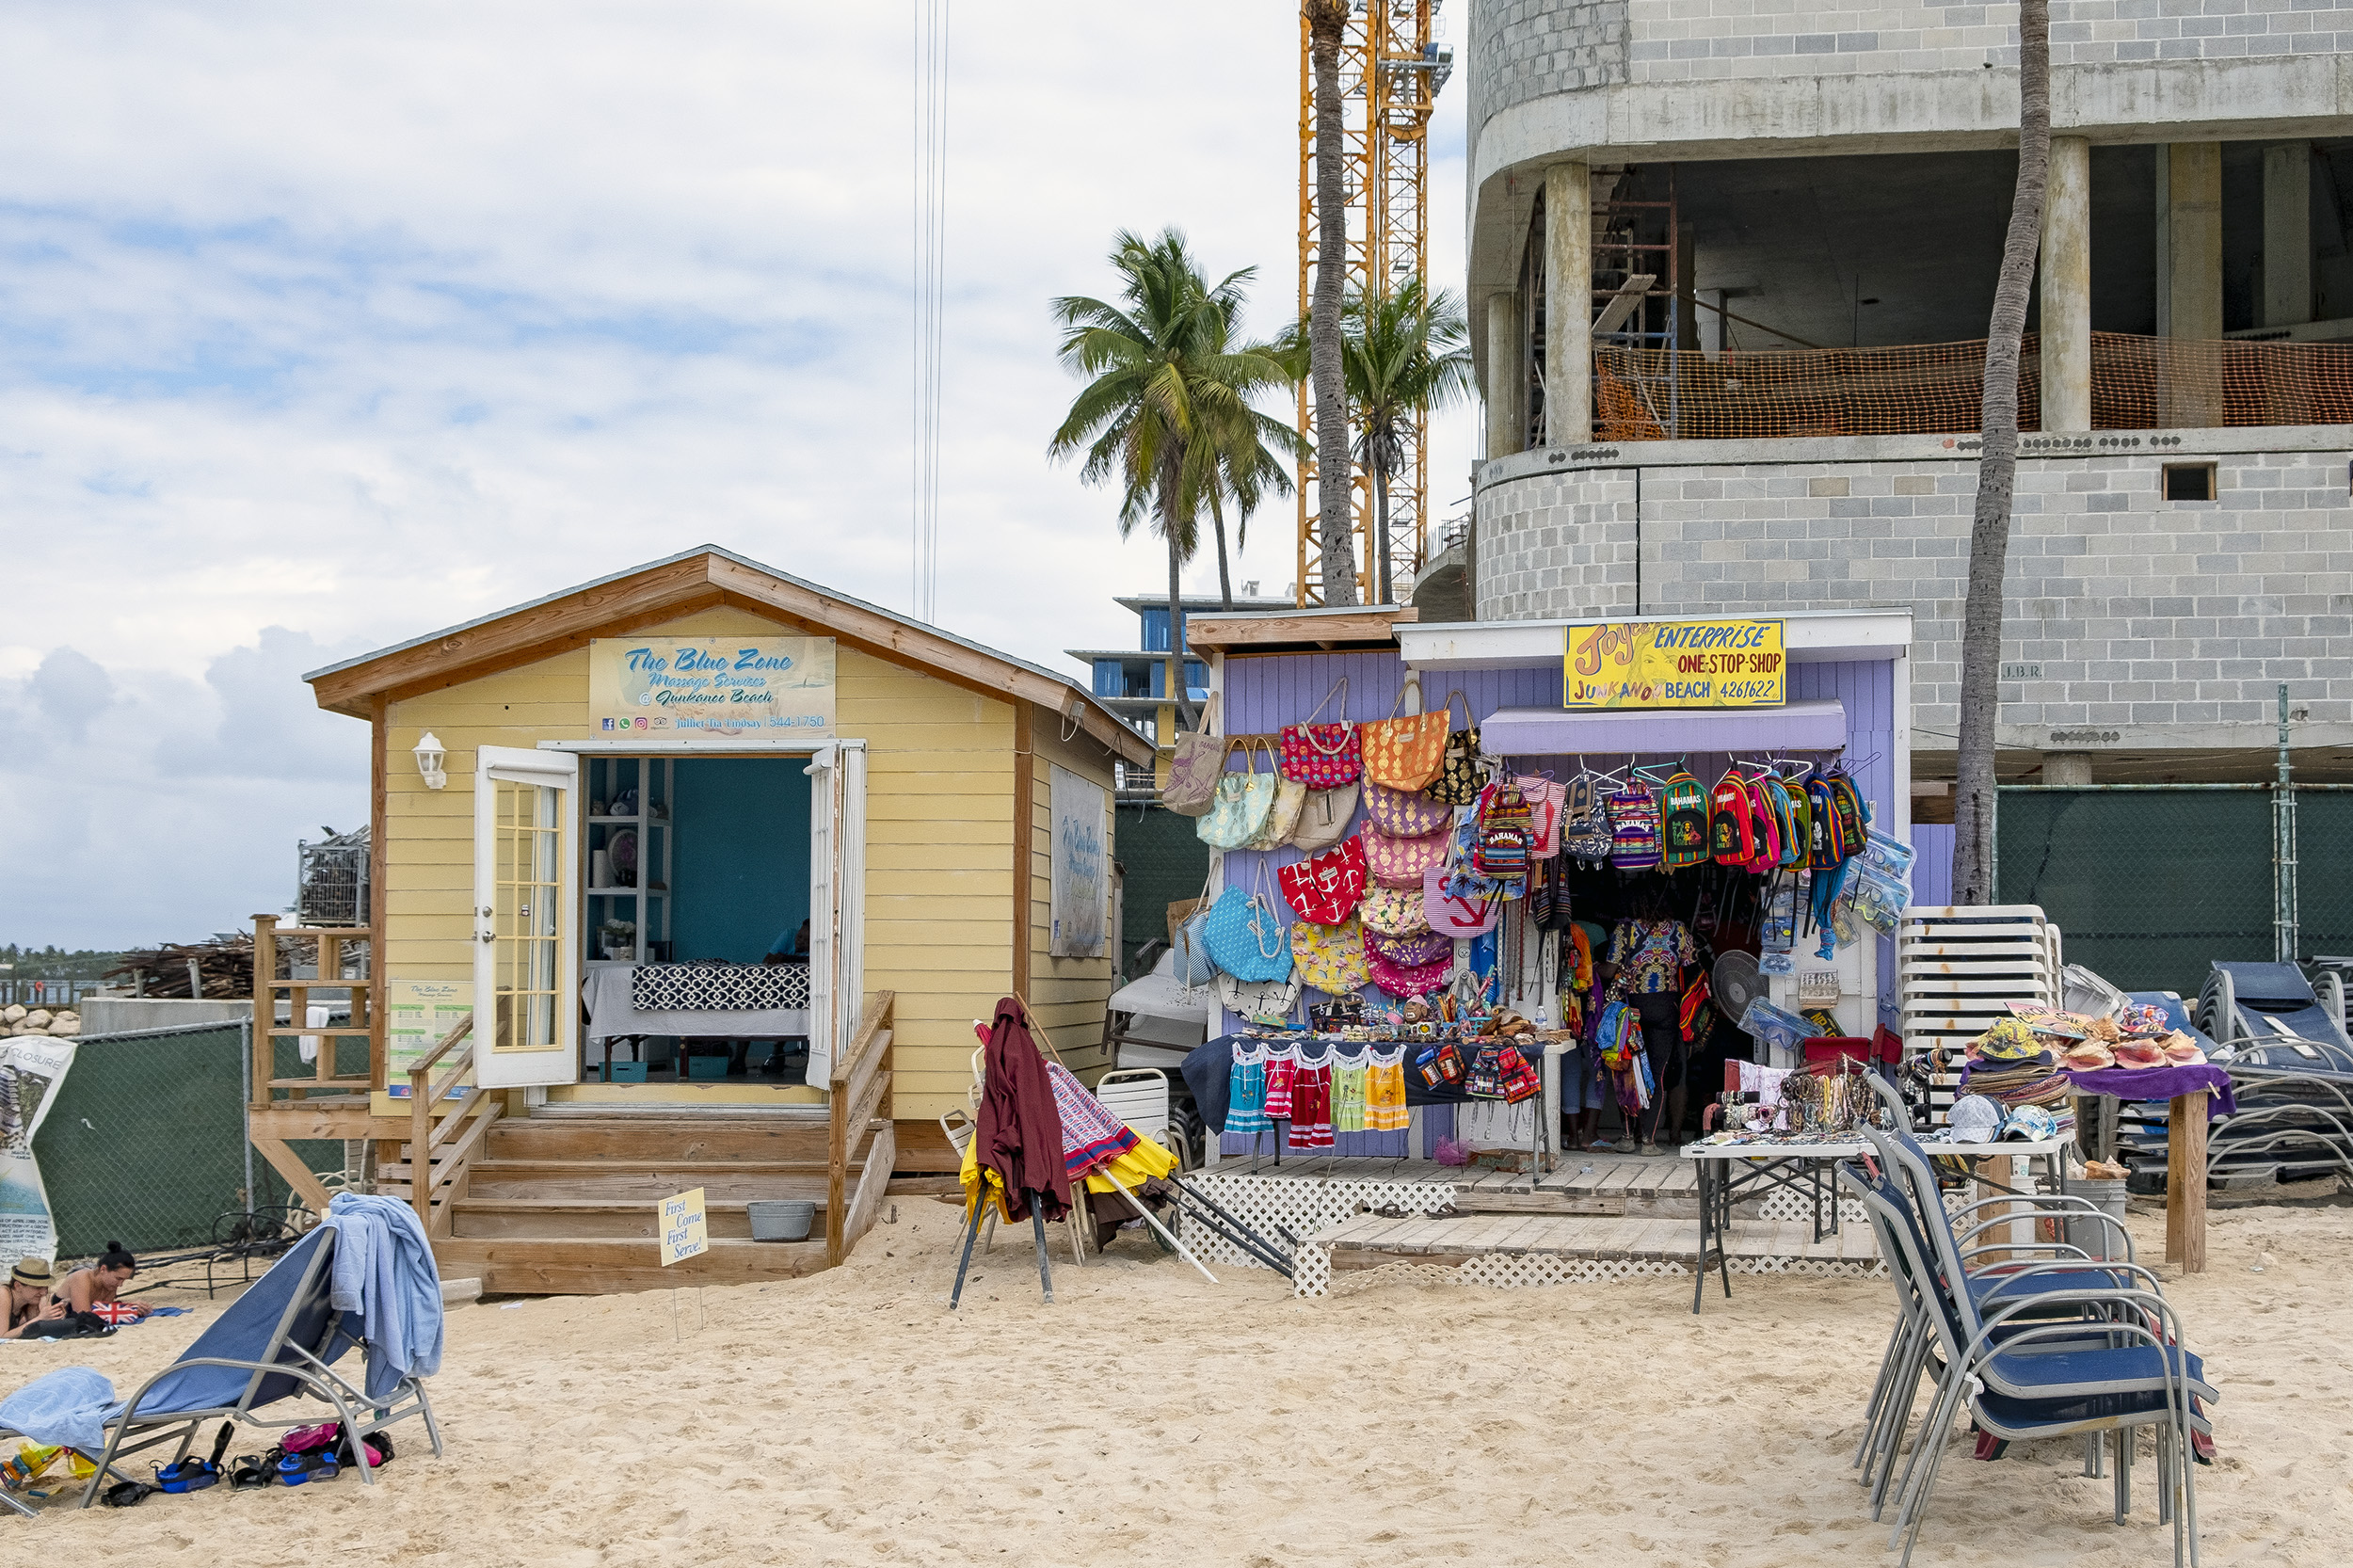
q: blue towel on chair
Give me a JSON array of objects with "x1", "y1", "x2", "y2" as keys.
[
  {"x1": 326, "y1": 1193, "x2": 444, "y2": 1400},
  {"x1": 0, "y1": 1368, "x2": 118, "y2": 1452}
]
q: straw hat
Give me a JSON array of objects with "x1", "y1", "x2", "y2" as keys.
[{"x1": 9, "y1": 1258, "x2": 51, "y2": 1289}]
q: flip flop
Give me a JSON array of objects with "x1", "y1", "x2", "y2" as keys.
[
  {"x1": 102, "y1": 1479, "x2": 154, "y2": 1508},
  {"x1": 228, "y1": 1455, "x2": 271, "y2": 1491}
]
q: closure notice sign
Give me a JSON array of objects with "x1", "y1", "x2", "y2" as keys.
[{"x1": 1563, "y1": 619, "x2": 1785, "y2": 710}]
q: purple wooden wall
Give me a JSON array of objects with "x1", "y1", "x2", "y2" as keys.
[
  {"x1": 1209, "y1": 648, "x2": 1903, "y2": 1158},
  {"x1": 1910, "y1": 824, "x2": 1956, "y2": 906}
]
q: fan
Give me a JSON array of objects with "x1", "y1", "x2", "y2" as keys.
[{"x1": 1713, "y1": 951, "x2": 1765, "y2": 1023}]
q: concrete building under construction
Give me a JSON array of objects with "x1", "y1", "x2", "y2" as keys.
[{"x1": 1463, "y1": 0, "x2": 2353, "y2": 792}]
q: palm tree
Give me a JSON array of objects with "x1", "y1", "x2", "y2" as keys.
[
  {"x1": 1049, "y1": 229, "x2": 1297, "y2": 728},
  {"x1": 1951, "y1": 0, "x2": 2052, "y2": 904},
  {"x1": 1341, "y1": 277, "x2": 1475, "y2": 604},
  {"x1": 1304, "y1": 0, "x2": 1357, "y2": 605}
]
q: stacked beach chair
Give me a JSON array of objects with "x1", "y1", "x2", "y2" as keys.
[{"x1": 1897, "y1": 905, "x2": 2062, "y2": 1126}]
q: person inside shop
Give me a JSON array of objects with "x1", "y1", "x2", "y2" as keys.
[
  {"x1": 1599, "y1": 885, "x2": 1700, "y2": 1156},
  {"x1": 763, "y1": 919, "x2": 810, "y2": 967},
  {"x1": 53, "y1": 1241, "x2": 153, "y2": 1322},
  {"x1": 1, "y1": 1258, "x2": 64, "y2": 1338}
]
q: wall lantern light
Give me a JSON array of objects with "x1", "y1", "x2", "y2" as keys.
[{"x1": 414, "y1": 731, "x2": 448, "y2": 790}]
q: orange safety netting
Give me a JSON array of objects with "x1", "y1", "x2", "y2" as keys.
[{"x1": 1592, "y1": 331, "x2": 2353, "y2": 441}]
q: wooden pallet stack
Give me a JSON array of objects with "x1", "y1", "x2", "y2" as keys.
[{"x1": 1897, "y1": 904, "x2": 2062, "y2": 1125}]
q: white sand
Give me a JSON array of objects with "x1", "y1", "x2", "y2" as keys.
[{"x1": 10, "y1": 1198, "x2": 2351, "y2": 1565}]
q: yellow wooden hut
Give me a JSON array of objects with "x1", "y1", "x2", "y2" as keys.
[{"x1": 278, "y1": 546, "x2": 1148, "y2": 1293}]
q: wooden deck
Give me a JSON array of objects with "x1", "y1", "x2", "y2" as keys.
[
  {"x1": 1198, "y1": 1150, "x2": 1713, "y2": 1216},
  {"x1": 1312, "y1": 1209, "x2": 1882, "y2": 1273}
]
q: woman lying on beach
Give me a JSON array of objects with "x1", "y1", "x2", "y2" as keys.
[
  {"x1": 0, "y1": 1259, "x2": 64, "y2": 1338},
  {"x1": 53, "y1": 1242, "x2": 153, "y2": 1322}
]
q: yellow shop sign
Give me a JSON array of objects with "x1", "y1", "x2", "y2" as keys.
[{"x1": 1563, "y1": 619, "x2": 1786, "y2": 710}]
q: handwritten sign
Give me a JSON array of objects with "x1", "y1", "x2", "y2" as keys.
[
  {"x1": 588, "y1": 636, "x2": 836, "y2": 742},
  {"x1": 1048, "y1": 764, "x2": 1108, "y2": 958},
  {"x1": 1563, "y1": 619, "x2": 1785, "y2": 710},
  {"x1": 659, "y1": 1188, "x2": 709, "y2": 1266}
]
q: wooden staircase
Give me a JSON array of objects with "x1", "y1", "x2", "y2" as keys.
[{"x1": 381, "y1": 993, "x2": 901, "y2": 1296}]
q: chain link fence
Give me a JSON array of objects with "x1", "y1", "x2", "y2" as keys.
[
  {"x1": 1116, "y1": 802, "x2": 1210, "y2": 980},
  {"x1": 30, "y1": 1022, "x2": 344, "y2": 1264}
]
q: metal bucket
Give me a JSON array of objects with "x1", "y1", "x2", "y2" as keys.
[
  {"x1": 2061, "y1": 1174, "x2": 2130, "y2": 1261},
  {"x1": 747, "y1": 1199, "x2": 816, "y2": 1242}
]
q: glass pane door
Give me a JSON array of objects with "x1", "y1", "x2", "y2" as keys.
[{"x1": 492, "y1": 779, "x2": 563, "y2": 1053}]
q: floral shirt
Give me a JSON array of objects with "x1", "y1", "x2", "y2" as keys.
[{"x1": 1607, "y1": 919, "x2": 1698, "y2": 996}]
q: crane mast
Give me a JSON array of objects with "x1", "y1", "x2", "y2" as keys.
[{"x1": 1294, "y1": 0, "x2": 1451, "y2": 608}]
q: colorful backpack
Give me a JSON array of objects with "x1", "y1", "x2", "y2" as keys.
[
  {"x1": 1754, "y1": 776, "x2": 1798, "y2": 872},
  {"x1": 1781, "y1": 776, "x2": 1815, "y2": 870},
  {"x1": 1806, "y1": 776, "x2": 1847, "y2": 868},
  {"x1": 1607, "y1": 784, "x2": 1662, "y2": 871},
  {"x1": 1710, "y1": 772, "x2": 1758, "y2": 866},
  {"x1": 1561, "y1": 777, "x2": 1615, "y2": 864},
  {"x1": 1824, "y1": 768, "x2": 1867, "y2": 856},
  {"x1": 1658, "y1": 769, "x2": 1710, "y2": 870},
  {"x1": 1743, "y1": 773, "x2": 1784, "y2": 872},
  {"x1": 1471, "y1": 778, "x2": 1532, "y2": 894}
]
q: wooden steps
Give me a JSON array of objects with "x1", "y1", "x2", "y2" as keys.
[
  {"x1": 450, "y1": 1196, "x2": 824, "y2": 1240},
  {"x1": 431, "y1": 1235, "x2": 829, "y2": 1295}
]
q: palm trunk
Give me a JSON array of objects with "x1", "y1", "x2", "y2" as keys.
[
  {"x1": 1373, "y1": 456, "x2": 1391, "y2": 604},
  {"x1": 1952, "y1": 0, "x2": 2051, "y2": 904},
  {"x1": 1211, "y1": 490, "x2": 1234, "y2": 610},
  {"x1": 1160, "y1": 453, "x2": 1193, "y2": 735},
  {"x1": 1305, "y1": 1, "x2": 1358, "y2": 606}
]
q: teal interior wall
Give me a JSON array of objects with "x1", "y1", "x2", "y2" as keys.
[{"x1": 670, "y1": 758, "x2": 810, "y2": 964}]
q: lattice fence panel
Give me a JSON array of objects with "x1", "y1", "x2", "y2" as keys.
[{"x1": 1177, "y1": 1172, "x2": 1457, "y2": 1277}]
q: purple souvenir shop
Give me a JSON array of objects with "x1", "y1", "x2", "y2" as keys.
[{"x1": 1176, "y1": 607, "x2": 1914, "y2": 1166}]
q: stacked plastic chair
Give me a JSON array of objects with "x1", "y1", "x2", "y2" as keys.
[{"x1": 1897, "y1": 904, "x2": 2062, "y2": 1125}]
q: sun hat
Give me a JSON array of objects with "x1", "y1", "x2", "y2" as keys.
[
  {"x1": 1945, "y1": 1094, "x2": 2006, "y2": 1143},
  {"x1": 9, "y1": 1258, "x2": 51, "y2": 1289},
  {"x1": 2000, "y1": 1104, "x2": 2061, "y2": 1143}
]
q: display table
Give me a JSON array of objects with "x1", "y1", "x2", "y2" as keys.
[
  {"x1": 582, "y1": 964, "x2": 810, "y2": 1076},
  {"x1": 1681, "y1": 1134, "x2": 2071, "y2": 1313}
]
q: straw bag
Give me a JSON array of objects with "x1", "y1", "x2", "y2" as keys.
[
  {"x1": 1201, "y1": 862, "x2": 1293, "y2": 983},
  {"x1": 1362, "y1": 777, "x2": 1449, "y2": 839},
  {"x1": 1217, "y1": 972, "x2": 1300, "y2": 1026},
  {"x1": 1368, "y1": 927, "x2": 1449, "y2": 968},
  {"x1": 1427, "y1": 690, "x2": 1484, "y2": 806},
  {"x1": 1423, "y1": 863, "x2": 1501, "y2": 937},
  {"x1": 1277, "y1": 837, "x2": 1368, "y2": 926},
  {"x1": 1289, "y1": 783, "x2": 1359, "y2": 853},
  {"x1": 1280, "y1": 678, "x2": 1361, "y2": 789},
  {"x1": 1245, "y1": 772, "x2": 1307, "y2": 852},
  {"x1": 1362, "y1": 822, "x2": 1449, "y2": 887},
  {"x1": 1360, "y1": 881, "x2": 1431, "y2": 937},
  {"x1": 1359, "y1": 674, "x2": 1447, "y2": 792},
  {"x1": 1292, "y1": 916, "x2": 1369, "y2": 995},
  {"x1": 1370, "y1": 947, "x2": 1451, "y2": 1000},
  {"x1": 1196, "y1": 739, "x2": 1276, "y2": 850},
  {"x1": 1162, "y1": 695, "x2": 1225, "y2": 818}
]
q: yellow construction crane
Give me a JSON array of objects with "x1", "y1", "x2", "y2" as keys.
[{"x1": 1294, "y1": 0, "x2": 1452, "y2": 608}]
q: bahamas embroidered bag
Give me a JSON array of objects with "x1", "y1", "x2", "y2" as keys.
[
  {"x1": 1196, "y1": 739, "x2": 1276, "y2": 850},
  {"x1": 1362, "y1": 823, "x2": 1449, "y2": 887},
  {"x1": 1359, "y1": 674, "x2": 1448, "y2": 792},
  {"x1": 1201, "y1": 864, "x2": 1294, "y2": 984},
  {"x1": 1289, "y1": 782, "x2": 1360, "y2": 853},
  {"x1": 1244, "y1": 772, "x2": 1308, "y2": 852},
  {"x1": 1360, "y1": 880, "x2": 1431, "y2": 937},
  {"x1": 1161, "y1": 694, "x2": 1225, "y2": 818},
  {"x1": 1467, "y1": 1041, "x2": 1543, "y2": 1103},
  {"x1": 1411, "y1": 1037, "x2": 1466, "y2": 1087},
  {"x1": 1370, "y1": 947, "x2": 1452, "y2": 1000},
  {"x1": 1292, "y1": 916, "x2": 1369, "y2": 995},
  {"x1": 1368, "y1": 927, "x2": 1450, "y2": 968},
  {"x1": 1280, "y1": 678, "x2": 1362, "y2": 789},
  {"x1": 1427, "y1": 690, "x2": 1484, "y2": 806},
  {"x1": 1277, "y1": 837, "x2": 1369, "y2": 925},
  {"x1": 1362, "y1": 777, "x2": 1450, "y2": 839}
]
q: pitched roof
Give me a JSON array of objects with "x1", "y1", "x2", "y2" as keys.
[{"x1": 303, "y1": 545, "x2": 1153, "y2": 764}]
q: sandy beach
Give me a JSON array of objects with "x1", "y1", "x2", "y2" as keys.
[{"x1": 7, "y1": 1196, "x2": 2347, "y2": 1566}]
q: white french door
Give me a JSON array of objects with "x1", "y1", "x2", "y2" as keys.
[
  {"x1": 803, "y1": 741, "x2": 867, "y2": 1088},
  {"x1": 473, "y1": 746, "x2": 581, "y2": 1089}
]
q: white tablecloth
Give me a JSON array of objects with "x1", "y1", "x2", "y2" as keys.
[{"x1": 582, "y1": 966, "x2": 811, "y2": 1045}]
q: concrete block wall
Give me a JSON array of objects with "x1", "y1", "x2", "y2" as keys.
[
  {"x1": 1472, "y1": 432, "x2": 2353, "y2": 753},
  {"x1": 2049, "y1": 0, "x2": 2353, "y2": 67},
  {"x1": 1470, "y1": 0, "x2": 1629, "y2": 134}
]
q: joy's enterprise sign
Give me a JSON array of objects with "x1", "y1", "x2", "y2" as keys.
[{"x1": 1563, "y1": 619, "x2": 1786, "y2": 710}]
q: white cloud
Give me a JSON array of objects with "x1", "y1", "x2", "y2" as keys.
[{"x1": 0, "y1": 1, "x2": 1470, "y2": 947}]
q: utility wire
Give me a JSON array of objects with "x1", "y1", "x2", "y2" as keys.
[{"x1": 911, "y1": 0, "x2": 952, "y2": 623}]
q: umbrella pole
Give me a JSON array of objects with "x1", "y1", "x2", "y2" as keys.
[
  {"x1": 1026, "y1": 1192, "x2": 1055, "y2": 1304},
  {"x1": 948, "y1": 1187, "x2": 985, "y2": 1310},
  {"x1": 1099, "y1": 1170, "x2": 1218, "y2": 1284},
  {"x1": 1165, "y1": 1180, "x2": 1293, "y2": 1277}
]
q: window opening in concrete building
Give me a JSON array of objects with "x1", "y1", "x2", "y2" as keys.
[{"x1": 2163, "y1": 462, "x2": 2217, "y2": 502}]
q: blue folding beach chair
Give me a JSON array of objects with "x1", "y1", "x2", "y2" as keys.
[{"x1": 0, "y1": 1223, "x2": 442, "y2": 1512}]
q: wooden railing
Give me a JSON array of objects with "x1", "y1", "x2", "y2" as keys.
[
  {"x1": 825, "y1": 991, "x2": 896, "y2": 1268},
  {"x1": 250, "y1": 914, "x2": 376, "y2": 1110},
  {"x1": 402, "y1": 1014, "x2": 502, "y2": 1238}
]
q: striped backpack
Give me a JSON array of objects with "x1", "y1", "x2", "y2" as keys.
[
  {"x1": 1659, "y1": 769, "x2": 1710, "y2": 870},
  {"x1": 1606, "y1": 784, "x2": 1662, "y2": 871},
  {"x1": 1710, "y1": 771, "x2": 1758, "y2": 866}
]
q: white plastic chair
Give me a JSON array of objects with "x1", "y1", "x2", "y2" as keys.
[
  {"x1": 938, "y1": 1106, "x2": 1000, "y2": 1254},
  {"x1": 1094, "y1": 1067, "x2": 1188, "y2": 1172}
]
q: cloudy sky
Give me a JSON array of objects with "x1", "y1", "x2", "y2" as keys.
[{"x1": 0, "y1": 2, "x2": 1471, "y2": 951}]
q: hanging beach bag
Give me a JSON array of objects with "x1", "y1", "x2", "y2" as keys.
[
  {"x1": 1363, "y1": 823, "x2": 1449, "y2": 887},
  {"x1": 1289, "y1": 782, "x2": 1360, "y2": 853},
  {"x1": 1277, "y1": 837, "x2": 1369, "y2": 926},
  {"x1": 1217, "y1": 972, "x2": 1301, "y2": 1026},
  {"x1": 1169, "y1": 863, "x2": 1220, "y2": 985},
  {"x1": 1361, "y1": 880, "x2": 1432, "y2": 937},
  {"x1": 1359, "y1": 674, "x2": 1449, "y2": 792},
  {"x1": 1427, "y1": 690, "x2": 1484, "y2": 807},
  {"x1": 1423, "y1": 863, "x2": 1502, "y2": 937},
  {"x1": 1201, "y1": 864, "x2": 1294, "y2": 984},
  {"x1": 1292, "y1": 915, "x2": 1369, "y2": 995},
  {"x1": 1367, "y1": 926, "x2": 1450, "y2": 968},
  {"x1": 1362, "y1": 777, "x2": 1450, "y2": 839},
  {"x1": 1195, "y1": 739, "x2": 1274, "y2": 849},
  {"x1": 1245, "y1": 771, "x2": 1308, "y2": 852},
  {"x1": 1280, "y1": 678, "x2": 1362, "y2": 789},
  {"x1": 1561, "y1": 776, "x2": 1615, "y2": 865},
  {"x1": 1162, "y1": 694, "x2": 1226, "y2": 818}
]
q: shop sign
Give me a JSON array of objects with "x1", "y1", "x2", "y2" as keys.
[
  {"x1": 1048, "y1": 764, "x2": 1109, "y2": 959},
  {"x1": 385, "y1": 980, "x2": 472, "y2": 1099},
  {"x1": 588, "y1": 636, "x2": 836, "y2": 741},
  {"x1": 660, "y1": 1188, "x2": 710, "y2": 1266},
  {"x1": 1563, "y1": 619, "x2": 1785, "y2": 710}
]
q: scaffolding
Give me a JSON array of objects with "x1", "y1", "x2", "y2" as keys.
[{"x1": 1295, "y1": 0, "x2": 1450, "y2": 606}]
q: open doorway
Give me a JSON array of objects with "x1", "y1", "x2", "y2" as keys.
[{"x1": 578, "y1": 754, "x2": 816, "y2": 1088}]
